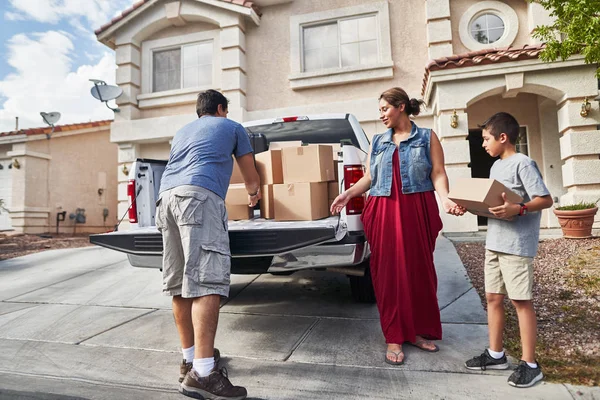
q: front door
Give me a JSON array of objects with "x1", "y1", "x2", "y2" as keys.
[{"x1": 467, "y1": 129, "x2": 498, "y2": 226}]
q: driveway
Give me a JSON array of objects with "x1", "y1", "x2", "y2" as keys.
[{"x1": 0, "y1": 237, "x2": 597, "y2": 399}]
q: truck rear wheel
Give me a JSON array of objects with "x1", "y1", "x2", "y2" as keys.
[{"x1": 349, "y1": 260, "x2": 376, "y2": 303}]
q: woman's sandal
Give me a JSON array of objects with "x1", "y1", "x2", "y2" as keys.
[
  {"x1": 408, "y1": 338, "x2": 439, "y2": 353},
  {"x1": 384, "y1": 350, "x2": 405, "y2": 365}
]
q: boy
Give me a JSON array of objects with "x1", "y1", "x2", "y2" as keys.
[{"x1": 464, "y1": 112, "x2": 553, "y2": 388}]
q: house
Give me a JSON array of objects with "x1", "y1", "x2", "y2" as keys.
[
  {"x1": 0, "y1": 120, "x2": 118, "y2": 234},
  {"x1": 95, "y1": 0, "x2": 600, "y2": 232}
]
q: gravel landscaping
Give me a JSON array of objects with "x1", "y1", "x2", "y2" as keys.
[{"x1": 454, "y1": 237, "x2": 600, "y2": 386}]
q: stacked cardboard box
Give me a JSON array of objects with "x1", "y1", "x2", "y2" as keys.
[
  {"x1": 228, "y1": 144, "x2": 340, "y2": 221},
  {"x1": 226, "y1": 156, "x2": 252, "y2": 220},
  {"x1": 225, "y1": 183, "x2": 253, "y2": 220},
  {"x1": 273, "y1": 144, "x2": 336, "y2": 221}
]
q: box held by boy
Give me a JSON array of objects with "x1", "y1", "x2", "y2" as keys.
[{"x1": 448, "y1": 178, "x2": 523, "y2": 219}]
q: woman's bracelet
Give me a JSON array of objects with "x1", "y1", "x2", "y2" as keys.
[{"x1": 248, "y1": 188, "x2": 260, "y2": 197}]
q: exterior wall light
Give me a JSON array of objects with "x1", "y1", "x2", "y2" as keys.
[
  {"x1": 122, "y1": 164, "x2": 129, "y2": 176},
  {"x1": 580, "y1": 97, "x2": 592, "y2": 117},
  {"x1": 450, "y1": 110, "x2": 459, "y2": 128},
  {"x1": 12, "y1": 159, "x2": 20, "y2": 169}
]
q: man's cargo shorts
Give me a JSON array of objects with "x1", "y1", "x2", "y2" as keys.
[{"x1": 156, "y1": 185, "x2": 231, "y2": 298}]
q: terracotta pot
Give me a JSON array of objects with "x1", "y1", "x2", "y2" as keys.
[{"x1": 553, "y1": 207, "x2": 598, "y2": 239}]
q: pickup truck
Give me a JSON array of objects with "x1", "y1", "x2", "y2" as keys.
[{"x1": 90, "y1": 114, "x2": 375, "y2": 302}]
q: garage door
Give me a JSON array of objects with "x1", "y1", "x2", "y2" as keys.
[{"x1": 0, "y1": 158, "x2": 13, "y2": 231}]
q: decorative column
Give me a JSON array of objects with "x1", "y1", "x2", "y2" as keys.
[
  {"x1": 114, "y1": 43, "x2": 141, "y2": 121},
  {"x1": 220, "y1": 20, "x2": 248, "y2": 122},
  {"x1": 7, "y1": 143, "x2": 51, "y2": 233},
  {"x1": 435, "y1": 108, "x2": 478, "y2": 232},
  {"x1": 558, "y1": 97, "x2": 600, "y2": 226},
  {"x1": 425, "y1": 0, "x2": 453, "y2": 60},
  {"x1": 116, "y1": 143, "x2": 140, "y2": 230}
]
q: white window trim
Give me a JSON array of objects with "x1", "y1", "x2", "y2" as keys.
[
  {"x1": 459, "y1": 1, "x2": 519, "y2": 51},
  {"x1": 140, "y1": 30, "x2": 221, "y2": 108},
  {"x1": 289, "y1": 2, "x2": 393, "y2": 90}
]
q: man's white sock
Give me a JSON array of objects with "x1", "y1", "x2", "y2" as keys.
[
  {"x1": 182, "y1": 346, "x2": 195, "y2": 363},
  {"x1": 488, "y1": 348, "x2": 505, "y2": 359},
  {"x1": 527, "y1": 361, "x2": 538, "y2": 368},
  {"x1": 193, "y1": 357, "x2": 215, "y2": 377}
]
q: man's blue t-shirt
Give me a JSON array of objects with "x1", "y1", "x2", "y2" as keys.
[{"x1": 159, "y1": 116, "x2": 253, "y2": 200}]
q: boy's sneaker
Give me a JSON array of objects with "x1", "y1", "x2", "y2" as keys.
[
  {"x1": 508, "y1": 360, "x2": 543, "y2": 388},
  {"x1": 180, "y1": 367, "x2": 247, "y2": 400},
  {"x1": 179, "y1": 348, "x2": 221, "y2": 383},
  {"x1": 464, "y1": 349, "x2": 509, "y2": 370}
]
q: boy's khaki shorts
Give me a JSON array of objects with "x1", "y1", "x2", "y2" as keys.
[
  {"x1": 156, "y1": 185, "x2": 231, "y2": 299},
  {"x1": 484, "y1": 249, "x2": 533, "y2": 300}
]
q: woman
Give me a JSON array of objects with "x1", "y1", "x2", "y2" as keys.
[{"x1": 331, "y1": 87, "x2": 465, "y2": 365}]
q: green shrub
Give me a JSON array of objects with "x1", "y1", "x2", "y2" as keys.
[{"x1": 555, "y1": 200, "x2": 599, "y2": 211}]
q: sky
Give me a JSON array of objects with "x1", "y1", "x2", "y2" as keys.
[{"x1": 0, "y1": 0, "x2": 135, "y2": 132}]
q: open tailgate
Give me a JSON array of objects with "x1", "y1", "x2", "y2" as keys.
[{"x1": 90, "y1": 215, "x2": 346, "y2": 257}]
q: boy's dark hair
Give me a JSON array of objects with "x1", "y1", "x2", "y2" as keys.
[
  {"x1": 196, "y1": 89, "x2": 229, "y2": 117},
  {"x1": 479, "y1": 112, "x2": 520, "y2": 144}
]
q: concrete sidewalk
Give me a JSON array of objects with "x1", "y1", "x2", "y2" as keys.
[{"x1": 0, "y1": 240, "x2": 598, "y2": 399}]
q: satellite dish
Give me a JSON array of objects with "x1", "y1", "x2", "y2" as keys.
[
  {"x1": 89, "y1": 79, "x2": 122, "y2": 112},
  {"x1": 41, "y1": 112, "x2": 61, "y2": 126},
  {"x1": 40, "y1": 111, "x2": 61, "y2": 139}
]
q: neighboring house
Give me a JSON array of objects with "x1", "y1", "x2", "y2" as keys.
[
  {"x1": 95, "y1": 0, "x2": 600, "y2": 232},
  {"x1": 0, "y1": 120, "x2": 118, "y2": 234}
]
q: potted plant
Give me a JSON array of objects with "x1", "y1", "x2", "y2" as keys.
[{"x1": 553, "y1": 200, "x2": 599, "y2": 238}]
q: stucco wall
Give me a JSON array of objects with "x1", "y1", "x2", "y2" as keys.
[
  {"x1": 245, "y1": 0, "x2": 428, "y2": 112},
  {"x1": 24, "y1": 129, "x2": 118, "y2": 233},
  {"x1": 450, "y1": 0, "x2": 530, "y2": 56}
]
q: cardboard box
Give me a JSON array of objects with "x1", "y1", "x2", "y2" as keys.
[
  {"x1": 226, "y1": 203, "x2": 253, "y2": 220},
  {"x1": 333, "y1": 160, "x2": 340, "y2": 182},
  {"x1": 225, "y1": 183, "x2": 248, "y2": 205},
  {"x1": 269, "y1": 141, "x2": 302, "y2": 149},
  {"x1": 255, "y1": 149, "x2": 283, "y2": 185},
  {"x1": 328, "y1": 181, "x2": 339, "y2": 200},
  {"x1": 281, "y1": 145, "x2": 335, "y2": 183},
  {"x1": 259, "y1": 184, "x2": 274, "y2": 219},
  {"x1": 273, "y1": 182, "x2": 328, "y2": 221},
  {"x1": 230, "y1": 157, "x2": 244, "y2": 184},
  {"x1": 448, "y1": 178, "x2": 524, "y2": 219}
]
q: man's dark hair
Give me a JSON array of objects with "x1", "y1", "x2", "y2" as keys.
[
  {"x1": 479, "y1": 112, "x2": 520, "y2": 144},
  {"x1": 196, "y1": 89, "x2": 229, "y2": 117}
]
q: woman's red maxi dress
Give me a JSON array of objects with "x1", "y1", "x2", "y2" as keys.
[{"x1": 361, "y1": 149, "x2": 443, "y2": 345}]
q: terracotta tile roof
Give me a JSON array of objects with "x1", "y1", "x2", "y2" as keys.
[
  {"x1": 422, "y1": 44, "x2": 546, "y2": 96},
  {"x1": 95, "y1": 0, "x2": 260, "y2": 35},
  {"x1": 0, "y1": 120, "x2": 112, "y2": 138}
]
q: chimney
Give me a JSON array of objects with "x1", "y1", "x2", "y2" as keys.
[{"x1": 15, "y1": 116, "x2": 19, "y2": 131}]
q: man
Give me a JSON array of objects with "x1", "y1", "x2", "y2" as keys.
[{"x1": 155, "y1": 89, "x2": 260, "y2": 400}]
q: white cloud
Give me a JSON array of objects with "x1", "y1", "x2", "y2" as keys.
[
  {"x1": 0, "y1": 31, "x2": 116, "y2": 132},
  {"x1": 6, "y1": 0, "x2": 131, "y2": 25},
  {"x1": 5, "y1": 0, "x2": 134, "y2": 36}
]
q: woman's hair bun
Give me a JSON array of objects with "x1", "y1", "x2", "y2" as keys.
[{"x1": 408, "y1": 98, "x2": 423, "y2": 116}]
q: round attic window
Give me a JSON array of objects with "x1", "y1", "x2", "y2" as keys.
[
  {"x1": 470, "y1": 13, "x2": 505, "y2": 45},
  {"x1": 459, "y1": 1, "x2": 518, "y2": 51}
]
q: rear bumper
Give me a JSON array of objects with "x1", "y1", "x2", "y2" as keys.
[
  {"x1": 90, "y1": 224, "x2": 338, "y2": 257},
  {"x1": 90, "y1": 228, "x2": 368, "y2": 273}
]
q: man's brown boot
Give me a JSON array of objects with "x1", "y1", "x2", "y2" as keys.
[
  {"x1": 179, "y1": 348, "x2": 221, "y2": 383},
  {"x1": 179, "y1": 367, "x2": 247, "y2": 400}
]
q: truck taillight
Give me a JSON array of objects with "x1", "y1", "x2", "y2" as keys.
[
  {"x1": 127, "y1": 179, "x2": 138, "y2": 223},
  {"x1": 344, "y1": 164, "x2": 365, "y2": 215}
]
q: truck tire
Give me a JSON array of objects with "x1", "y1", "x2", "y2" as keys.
[{"x1": 349, "y1": 260, "x2": 376, "y2": 303}]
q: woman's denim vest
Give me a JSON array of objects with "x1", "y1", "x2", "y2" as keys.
[{"x1": 369, "y1": 122, "x2": 435, "y2": 196}]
